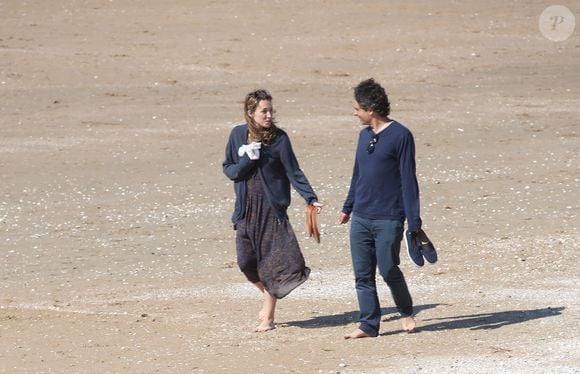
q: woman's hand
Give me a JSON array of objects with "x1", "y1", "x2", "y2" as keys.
[{"x1": 312, "y1": 201, "x2": 324, "y2": 214}]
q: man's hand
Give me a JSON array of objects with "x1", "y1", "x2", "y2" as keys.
[{"x1": 337, "y1": 212, "x2": 350, "y2": 224}]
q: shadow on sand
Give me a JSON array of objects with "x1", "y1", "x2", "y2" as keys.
[
  {"x1": 380, "y1": 306, "x2": 565, "y2": 336},
  {"x1": 283, "y1": 304, "x2": 440, "y2": 328},
  {"x1": 283, "y1": 305, "x2": 565, "y2": 334}
]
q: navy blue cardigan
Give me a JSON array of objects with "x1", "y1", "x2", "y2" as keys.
[
  {"x1": 223, "y1": 124, "x2": 318, "y2": 225},
  {"x1": 342, "y1": 121, "x2": 422, "y2": 232}
]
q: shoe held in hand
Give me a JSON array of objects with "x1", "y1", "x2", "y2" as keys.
[
  {"x1": 405, "y1": 229, "x2": 438, "y2": 266},
  {"x1": 306, "y1": 204, "x2": 320, "y2": 243}
]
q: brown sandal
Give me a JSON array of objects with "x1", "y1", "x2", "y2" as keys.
[{"x1": 306, "y1": 204, "x2": 320, "y2": 243}]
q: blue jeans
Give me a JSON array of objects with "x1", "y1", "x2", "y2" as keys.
[{"x1": 349, "y1": 215, "x2": 413, "y2": 336}]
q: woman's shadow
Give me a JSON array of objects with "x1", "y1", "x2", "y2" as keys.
[{"x1": 282, "y1": 304, "x2": 565, "y2": 334}]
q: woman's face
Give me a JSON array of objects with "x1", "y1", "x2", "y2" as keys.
[{"x1": 250, "y1": 100, "x2": 273, "y2": 129}]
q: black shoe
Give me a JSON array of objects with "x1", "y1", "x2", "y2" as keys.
[
  {"x1": 404, "y1": 230, "x2": 424, "y2": 267},
  {"x1": 417, "y1": 230, "x2": 438, "y2": 264}
]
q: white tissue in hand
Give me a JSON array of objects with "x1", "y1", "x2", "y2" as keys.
[
  {"x1": 238, "y1": 142, "x2": 261, "y2": 160},
  {"x1": 246, "y1": 142, "x2": 261, "y2": 160}
]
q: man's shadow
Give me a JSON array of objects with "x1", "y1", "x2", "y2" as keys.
[
  {"x1": 381, "y1": 306, "x2": 565, "y2": 336},
  {"x1": 283, "y1": 304, "x2": 565, "y2": 334},
  {"x1": 283, "y1": 304, "x2": 439, "y2": 328}
]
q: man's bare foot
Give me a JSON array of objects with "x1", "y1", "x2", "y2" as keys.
[
  {"x1": 401, "y1": 316, "x2": 416, "y2": 333},
  {"x1": 343, "y1": 328, "x2": 371, "y2": 339},
  {"x1": 254, "y1": 320, "x2": 276, "y2": 332}
]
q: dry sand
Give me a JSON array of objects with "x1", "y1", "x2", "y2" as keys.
[{"x1": 1, "y1": 1, "x2": 579, "y2": 373}]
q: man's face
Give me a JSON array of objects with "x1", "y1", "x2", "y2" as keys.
[
  {"x1": 251, "y1": 100, "x2": 273, "y2": 129},
  {"x1": 353, "y1": 101, "x2": 372, "y2": 125}
]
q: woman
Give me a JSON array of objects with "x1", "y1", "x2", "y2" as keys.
[{"x1": 223, "y1": 89, "x2": 323, "y2": 332}]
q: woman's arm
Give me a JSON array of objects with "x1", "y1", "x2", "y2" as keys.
[
  {"x1": 222, "y1": 127, "x2": 256, "y2": 182},
  {"x1": 278, "y1": 133, "x2": 318, "y2": 204}
]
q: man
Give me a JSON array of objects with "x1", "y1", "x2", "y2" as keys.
[{"x1": 338, "y1": 78, "x2": 436, "y2": 339}]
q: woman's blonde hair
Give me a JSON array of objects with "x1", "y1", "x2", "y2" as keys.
[{"x1": 244, "y1": 89, "x2": 277, "y2": 146}]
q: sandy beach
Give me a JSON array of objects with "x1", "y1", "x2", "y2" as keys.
[{"x1": 1, "y1": 1, "x2": 579, "y2": 372}]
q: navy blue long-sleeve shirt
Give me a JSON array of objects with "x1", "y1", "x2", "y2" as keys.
[
  {"x1": 223, "y1": 124, "x2": 318, "y2": 225},
  {"x1": 342, "y1": 121, "x2": 422, "y2": 232}
]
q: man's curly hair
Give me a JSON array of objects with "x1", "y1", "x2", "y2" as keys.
[{"x1": 354, "y1": 78, "x2": 391, "y2": 118}]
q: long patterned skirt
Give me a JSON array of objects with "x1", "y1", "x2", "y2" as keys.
[{"x1": 235, "y1": 171, "x2": 310, "y2": 299}]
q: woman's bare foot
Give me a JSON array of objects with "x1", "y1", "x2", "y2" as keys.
[
  {"x1": 343, "y1": 328, "x2": 371, "y2": 339},
  {"x1": 401, "y1": 316, "x2": 416, "y2": 333},
  {"x1": 254, "y1": 320, "x2": 276, "y2": 332},
  {"x1": 258, "y1": 308, "x2": 267, "y2": 322}
]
